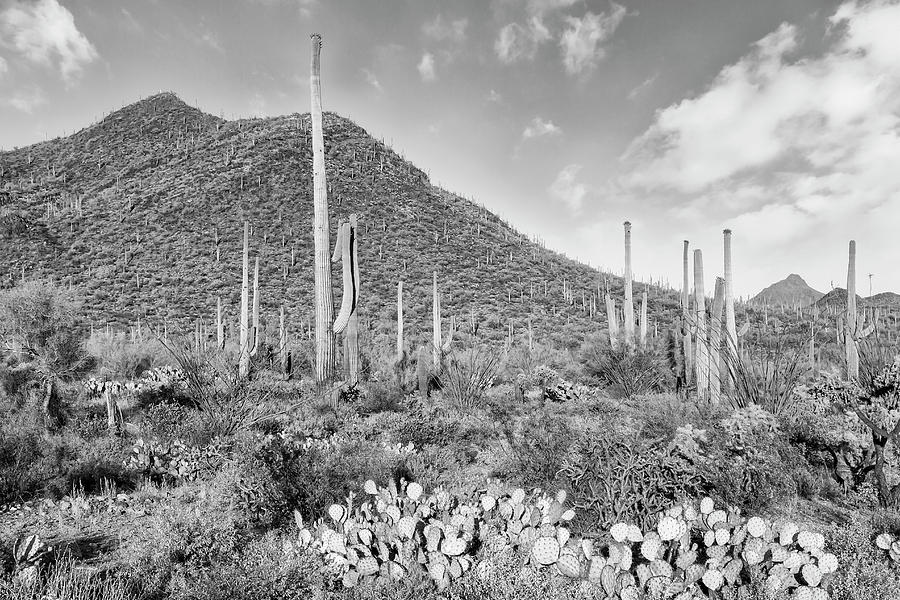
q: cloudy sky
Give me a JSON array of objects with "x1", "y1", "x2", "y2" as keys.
[{"x1": 2, "y1": 0, "x2": 900, "y2": 298}]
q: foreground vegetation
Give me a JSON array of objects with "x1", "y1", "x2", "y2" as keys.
[{"x1": 1, "y1": 281, "x2": 900, "y2": 600}]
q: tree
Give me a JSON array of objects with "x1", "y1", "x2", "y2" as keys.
[{"x1": 0, "y1": 281, "x2": 93, "y2": 429}]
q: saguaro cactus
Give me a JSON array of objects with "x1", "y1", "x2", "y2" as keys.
[
  {"x1": 250, "y1": 257, "x2": 261, "y2": 357},
  {"x1": 605, "y1": 293, "x2": 619, "y2": 350},
  {"x1": 280, "y1": 305, "x2": 291, "y2": 379},
  {"x1": 723, "y1": 229, "x2": 737, "y2": 349},
  {"x1": 709, "y1": 277, "x2": 725, "y2": 404},
  {"x1": 623, "y1": 221, "x2": 635, "y2": 348},
  {"x1": 839, "y1": 240, "x2": 874, "y2": 379},
  {"x1": 639, "y1": 290, "x2": 648, "y2": 349},
  {"x1": 333, "y1": 215, "x2": 360, "y2": 384},
  {"x1": 682, "y1": 241, "x2": 693, "y2": 385},
  {"x1": 310, "y1": 33, "x2": 335, "y2": 383},
  {"x1": 396, "y1": 280, "x2": 405, "y2": 363},
  {"x1": 239, "y1": 221, "x2": 250, "y2": 378},
  {"x1": 693, "y1": 249, "x2": 707, "y2": 400},
  {"x1": 216, "y1": 296, "x2": 224, "y2": 350}
]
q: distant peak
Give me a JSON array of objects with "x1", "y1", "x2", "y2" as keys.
[{"x1": 784, "y1": 274, "x2": 806, "y2": 284}]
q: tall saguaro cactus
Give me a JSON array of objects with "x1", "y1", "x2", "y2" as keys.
[
  {"x1": 280, "y1": 305, "x2": 291, "y2": 379},
  {"x1": 433, "y1": 271, "x2": 442, "y2": 369},
  {"x1": 839, "y1": 240, "x2": 874, "y2": 379},
  {"x1": 216, "y1": 296, "x2": 224, "y2": 350},
  {"x1": 396, "y1": 280, "x2": 404, "y2": 363},
  {"x1": 623, "y1": 221, "x2": 635, "y2": 348},
  {"x1": 250, "y1": 256, "x2": 261, "y2": 357},
  {"x1": 723, "y1": 229, "x2": 737, "y2": 349},
  {"x1": 310, "y1": 33, "x2": 335, "y2": 384},
  {"x1": 682, "y1": 241, "x2": 693, "y2": 385},
  {"x1": 693, "y1": 249, "x2": 707, "y2": 400},
  {"x1": 333, "y1": 215, "x2": 360, "y2": 384},
  {"x1": 709, "y1": 277, "x2": 726, "y2": 404},
  {"x1": 639, "y1": 290, "x2": 648, "y2": 349},
  {"x1": 239, "y1": 220, "x2": 250, "y2": 378}
]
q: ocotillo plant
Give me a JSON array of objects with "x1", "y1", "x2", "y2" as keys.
[
  {"x1": 623, "y1": 221, "x2": 635, "y2": 348},
  {"x1": 333, "y1": 215, "x2": 360, "y2": 384},
  {"x1": 310, "y1": 33, "x2": 335, "y2": 384},
  {"x1": 239, "y1": 220, "x2": 250, "y2": 378}
]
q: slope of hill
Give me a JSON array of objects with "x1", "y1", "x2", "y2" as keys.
[
  {"x1": 0, "y1": 93, "x2": 684, "y2": 350},
  {"x1": 750, "y1": 274, "x2": 823, "y2": 307}
]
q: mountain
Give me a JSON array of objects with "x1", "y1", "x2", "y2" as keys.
[
  {"x1": 750, "y1": 274, "x2": 823, "y2": 308},
  {"x1": 0, "y1": 93, "x2": 683, "y2": 351},
  {"x1": 814, "y1": 289, "x2": 900, "y2": 309}
]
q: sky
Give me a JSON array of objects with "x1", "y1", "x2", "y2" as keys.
[{"x1": 2, "y1": 0, "x2": 899, "y2": 299}]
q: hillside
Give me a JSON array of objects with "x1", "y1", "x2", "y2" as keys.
[
  {"x1": 0, "y1": 92, "x2": 686, "y2": 351},
  {"x1": 750, "y1": 274, "x2": 823, "y2": 307}
]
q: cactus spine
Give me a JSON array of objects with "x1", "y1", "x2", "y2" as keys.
[
  {"x1": 310, "y1": 33, "x2": 335, "y2": 383},
  {"x1": 623, "y1": 221, "x2": 635, "y2": 349},
  {"x1": 239, "y1": 220, "x2": 250, "y2": 378}
]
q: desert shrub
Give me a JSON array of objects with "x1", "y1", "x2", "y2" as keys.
[
  {"x1": 85, "y1": 333, "x2": 166, "y2": 380},
  {"x1": 139, "y1": 400, "x2": 197, "y2": 442},
  {"x1": 701, "y1": 405, "x2": 812, "y2": 511},
  {"x1": 825, "y1": 514, "x2": 900, "y2": 600},
  {"x1": 442, "y1": 346, "x2": 500, "y2": 409},
  {"x1": 558, "y1": 432, "x2": 704, "y2": 532},
  {"x1": 356, "y1": 382, "x2": 404, "y2": 415},
  {"x1": 162, "y1": 342, "x2": 280, "y2": 441},
  {"x1": 0, "y1": 556, "x2": 140, "y2": 600},
  {"x1": 721, "y1": 337, "x2": 806, "y2": 415},
  {"x1": 162, "y1": 532, "x2": 322, "y2": 600},
  {"x1": 207, "y1": 453, "x2": 286, "y2": 529},
  {"x1": 0, "y1": 281, "x2": 94, "y2": 429},
  {"x1": 501, "y1": 412, "x2": 574, "y2": 491},
  {"x1": 581, "y1": 344, "x2": 670, "y2": 399}
]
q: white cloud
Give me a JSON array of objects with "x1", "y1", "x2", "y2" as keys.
[
  {"x1": 522, "y1": 116, "x2": 562, "y2": 139},
  {"x1": 549, "y1": 164, "x2": 588, "y2": 212},
  {"x1": 0, "y1": 0, "x2": 98, "y2": 85},
  {"x1": 526, "y1": 0, "x2": 580, "y2": 15},
  {"x1": 495, "y1": 16, "x2": 551, "y2": 63},
  {"x1": 417, "y1": 52, "x2": 436, "y2": 82},
  {"x1": 559, "y1": 5, "x2": 627, "y2": 76},
  {"x1": 362, "y1": 68, "x2": 383, "y2": 93},
  {"x1": 0, "y1": 55, "x2": 7, "y2": 77},
  {"x1": 3, "y1": 85, "x2": 47, "y2": 113},
  {"x1": 487, "y1": 89, "x2": 503, "y2": 103},
  {"x1": 627, "y1": 73, "x2": 658, "y2": 100},
  {"x1": 423, "y1": 15, "x2": 468, "y2": 44},
  {"x1": 613, "y1": 0, "x2": 900, "y2": 294},
  {"x1": 199, "y1": 25, "x2": 224, "y2": 53}
]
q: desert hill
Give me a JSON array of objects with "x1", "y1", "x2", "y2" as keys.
[
  {"x1": 0, "y1": 93, "x2": 684, "y2": 350},
  {"x1": 750, "y1": 274, "x2": 823, "y2": 308}
]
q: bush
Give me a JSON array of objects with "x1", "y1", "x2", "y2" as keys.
[
  {"x1": 442, "y1": 346, "x2": 500, "y2": 409},
  {"x1": 581, "y1": 344, "x2": 670, "y2": 399},
  {"x1": 501, "y1": 412, "x2": 574, "y2": 491},
  {"x1": 558, "y1": 432, "x2": 704, "y2": 531}
]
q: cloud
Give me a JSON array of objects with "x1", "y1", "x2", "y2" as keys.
[
  {"x1": 526, "y1": 0, "x2": 580, "y2": 15},
  {"x1": 248, "y1": 0, "x2": 317, "y2": 17},
  {"x1": 559, "y1": 5, "x2": 627, "y2": 76},
  {"x1": 362, "y1": 68, "x2": 383, "y2": 93},
  {"x1": 417, "y1": 52, "x2": 436, "y2": 82},
  {"x1": 423, "y1": 15, "x2": 468, "y2": 44},
  {"x1": 495, "y1": 16, "x2": 551, "y2": 63},
  {"x1": 198, "y1": 23, "x2": 224, "y2": 52},
  {"x1": 549, "y1": 164, "x2": 588, "y2": 212},
  {"x1": 487, "y1": 89, "x2": 503, "y2": 103},
  {"x1": 0, "y1": 55, "x2": 7, "y2": 78},
  {"x1": 3, "y1": 85, "x2": 47, "y2": 112},
  {"x1": 627, "y1": 73, "x2": 658, "y2": 100},
  {"x1": 0, "y1": 0, "x2": 98, "y2": 84},
  {"x1": 522, "y1": 116, "x2": 562, "y2": 140},
  {"x1": 611, "y1": 0, "x2": 900, "y2": 293}
]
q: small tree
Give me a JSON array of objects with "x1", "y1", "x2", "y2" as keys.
[{"x1": 0, "y1": 281, "x2": 93, "y2": 429}]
